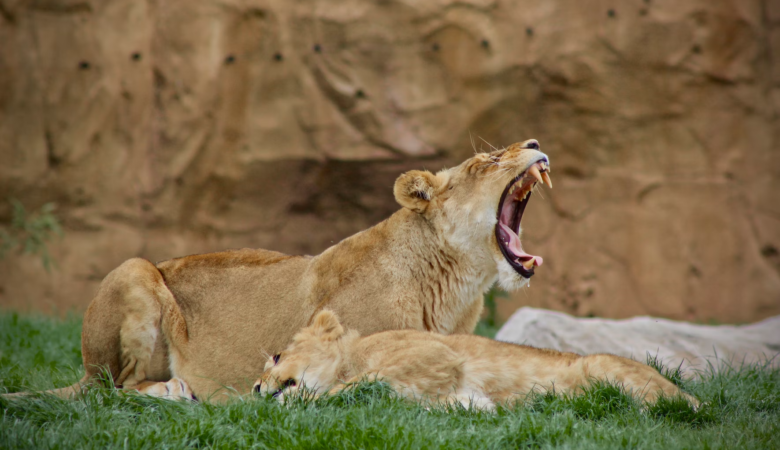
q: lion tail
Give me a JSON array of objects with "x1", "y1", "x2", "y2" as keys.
[{"x1": 2, "y1": 374, "x2": 93, "y2": 400}]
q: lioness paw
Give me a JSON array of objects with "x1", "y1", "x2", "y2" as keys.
[{"x1": 136, "y1": 378, "x2": 196, "y2": 401}]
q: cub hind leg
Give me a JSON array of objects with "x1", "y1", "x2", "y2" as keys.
[
  {"x1": 580, "y1": 354, "x2": 699, "y2": 407},
  {"x1": 447, "y1": 390, "x2": 495, "y2": 411}
]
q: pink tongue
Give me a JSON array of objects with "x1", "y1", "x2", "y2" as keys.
[{"x1": 498, "y1": 223, "x2": 543, "y2": 267}]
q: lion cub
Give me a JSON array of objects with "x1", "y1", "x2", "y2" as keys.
[{"x1": 255, "y1": 310, "x2": 699, "y2": 410}]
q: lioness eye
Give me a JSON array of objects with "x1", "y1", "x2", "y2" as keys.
[{"x1": 273, "y1": 354, "x2": 281, "y2": 364}]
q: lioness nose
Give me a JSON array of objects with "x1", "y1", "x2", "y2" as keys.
[
  {"x1": 520, "y1": 139, "x2": 539, "y2": 150},
  {"x1": 253, "y1": 381, "x2": 262, "y2": 393}
]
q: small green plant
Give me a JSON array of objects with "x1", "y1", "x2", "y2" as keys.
[
  {"x1": 646, "y1": 353, "x2": 685, "y2": 387},
  {"x1": 0, "y1": 198, "x2": 62, "y2": 271},
  {"x1": 474, "y1": 284, "x2": 509, "y2": 338}
]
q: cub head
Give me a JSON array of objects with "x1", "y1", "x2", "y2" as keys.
[
  {"x1": 253, "y1": 310, "x2": 353, "y2": 400},
  {"x1": 393, "y1": 139, "x2": 552, "y2": 291}
]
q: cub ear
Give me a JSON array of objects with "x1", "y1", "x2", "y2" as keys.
[
  {"x1": 310, "y1": 310, "x2": 345, "y2": 341},
  {"x1": 393, "y1": 170, "x2": 446, "y2": 213}
]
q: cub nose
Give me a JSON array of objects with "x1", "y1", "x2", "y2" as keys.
[{"x1": 253, "y1": 381, "x2": 262, "y2": 394}]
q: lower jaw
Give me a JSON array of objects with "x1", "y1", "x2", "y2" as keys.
[
  {"x1": 514, "y1": 265, "x2": 534, "y2": 278},
  {"x1": 496, "y1": 247, "x2": 535, "y2": 279},
  {"x1": 495, "y1": 259, "x2": 534, "y2": 291}
]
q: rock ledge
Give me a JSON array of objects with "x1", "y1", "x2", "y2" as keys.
[{"x1": 496, "y1": 307, "x2": 780, "y2": 377}]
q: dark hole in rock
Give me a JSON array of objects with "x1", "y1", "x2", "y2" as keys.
[{"x1": 761, "y1": 245, "x2": 779, "y2": 258}]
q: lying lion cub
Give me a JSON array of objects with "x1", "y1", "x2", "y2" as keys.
[
  {"x1": 7, "y1": 140, "x2": 553, "y2": 402},
  {"x1": 255, "y1": 310, "x2": 700, "y2": 410}
]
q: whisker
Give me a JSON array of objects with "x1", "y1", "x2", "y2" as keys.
[
  {"x1": 487, "y1": 166, "x2": 512, "y2": 181},
  {"x1": 478, "y1": 136, "x2": 500, "y2": 152},
  {"x1": 469, "y1": 131, "x2": 479, "y2": 155},
  {"x1": 259, "y1": 349, "x2": 272, "y2": 363},
  {"x1": 532, "y1": 183, "x2": 545, "y2": 200}
]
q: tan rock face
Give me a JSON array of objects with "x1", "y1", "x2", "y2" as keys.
[{"x1": 1, "y1": 0, "x2": 778, "y2": 322}]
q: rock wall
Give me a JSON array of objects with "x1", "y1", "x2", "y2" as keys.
[{"x1": 1, "y1": 0, "x2": 779, "y2": 322}]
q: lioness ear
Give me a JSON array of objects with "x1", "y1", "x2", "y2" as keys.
[
  {"x1": 394, "y1": 170, "x2": 445, "y2": 213},
  {"x1": 310, "y1": 310, "x2": 345, "y2": 341}
]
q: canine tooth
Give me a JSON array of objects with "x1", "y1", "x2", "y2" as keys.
[
  {"x1": 529, "y1": 166, "x2": 544, "y2": 186},
  {"x1": 522, "y1": 259, "x2": 535, "y2": 270},
  {"x1": 541, "y1": 171, "x2": 553, "y2": 189}
]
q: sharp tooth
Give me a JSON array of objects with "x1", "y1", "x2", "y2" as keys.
[
  {"x1": 522, "y1": 259, "x2": 535, "y2": 270},
  {"x1": 528, "y1": 165, "x2": 544, "y2": 186},
  {"x1": 541, "y1": 171, "x2": 553, "y2": 189}
]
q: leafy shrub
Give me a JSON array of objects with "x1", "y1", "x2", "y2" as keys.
[{"x1": 0, "y1": 198, "x2": 63, "y2": 270}]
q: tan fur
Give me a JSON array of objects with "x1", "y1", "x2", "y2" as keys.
[
  {"x1": 256, "y1": 311, "x2": 700, "y2": 410},
  {"x1": 9, "y1": 140, "x2": 549, "y2": 402}
]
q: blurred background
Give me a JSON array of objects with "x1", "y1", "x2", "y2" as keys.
[{"x1": 0, "y1": 0, "x2": 778, "y2": 324}]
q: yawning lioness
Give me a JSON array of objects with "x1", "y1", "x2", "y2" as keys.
[
  {"x1": 8, "y1": 140, "x2": 552, "y2": 401},
  {"x1": 255, "y1": 310, "x2": 700, "y2": 410}
]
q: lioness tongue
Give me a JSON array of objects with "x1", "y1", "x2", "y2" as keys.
[{"x1": 498, "y1": 223, "x2": 544, "y2": 270}]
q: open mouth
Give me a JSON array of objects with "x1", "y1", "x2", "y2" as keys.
[{"x1": 495, "y1": 159, "x2": 552, "y2": 278}]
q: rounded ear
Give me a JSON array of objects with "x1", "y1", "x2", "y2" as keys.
[
  {"x1": 393, "y1": 170, "x2": 445, "y2": 213},
  {"x1": 310, "y1": 310, "x2": 345, "y2": 341}
]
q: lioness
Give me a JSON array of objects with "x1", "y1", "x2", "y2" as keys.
[
  {"x1": 255, "y1": 310, "x2": 700, "y2": 409},
  {"x1": 10, "y1": 140, "x2": 552, "y2": 402}
]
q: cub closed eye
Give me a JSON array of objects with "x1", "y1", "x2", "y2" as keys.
[
  {"x1": 281, "y1": 379, "x2": 296, "y2": 389},
  {"x1": 273, "y1": 354, "x2": 281, "y2": 364}
]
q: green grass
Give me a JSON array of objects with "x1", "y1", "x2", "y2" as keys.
[{"x1": 1, "y1": 312, "x2": 779, "y2": 449}]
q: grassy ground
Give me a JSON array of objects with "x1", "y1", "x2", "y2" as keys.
[{"x1": 1, "y1": 311, "x2": 778, "y2": 449}]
